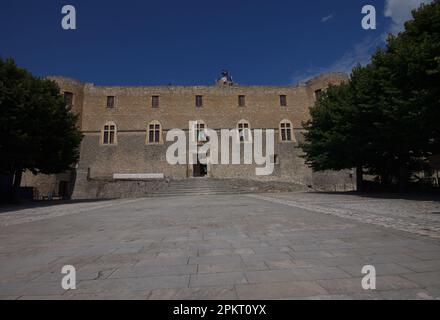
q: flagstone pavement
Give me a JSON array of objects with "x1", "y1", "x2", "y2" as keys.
[{"x1": 1, "y1": 191, "x2": 440, "y2": 300}]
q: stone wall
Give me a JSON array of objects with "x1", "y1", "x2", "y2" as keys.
[
  {"x1": 71, "y1": 169, "x2": 169, "y2": 199},
  {"x1": 21, "y1": 170, "x2": 74, "y2": 199}
]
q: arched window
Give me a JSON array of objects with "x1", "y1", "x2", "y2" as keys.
[
  {"x1": 102, "y1": 122, "x2": 117, "y2": 145},
  {"x1": 279, "y1": 120, "x2": 293, "y2": 142},
  {"x1": 237, "y1": 120, "x2": 251, "y2": 142},
  {"x1": 191, "y1": 120, "x2": 207, "y2": 142},
  {"x1": 147, "y1": 121, "x2": 162, "y2": 144}
]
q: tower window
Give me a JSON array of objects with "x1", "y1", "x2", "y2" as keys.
[
  {"x1": 64, "y1": 92, "x2": 73, "y2": 107},
  {"x1": 238, "y1": 95, "x2": 246, "y2": 107},
  {"x1": 280, "y1": 95, "x2": 287, "y2": 106},
  {"x1": 195, "y1": 95, "x2": 203, "y2": 107},
  {"x1": 314, "y1": 89, "x2": 323, "y2": 101},
  {"x1": 106, "y1": 96, "x2": 115, "y2": 108},
  {"x1": 151, "y1": 96, "x2": 159, "y2": 108}
]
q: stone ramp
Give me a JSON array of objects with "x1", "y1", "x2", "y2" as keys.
[
  {"x1": 148, "y1": 178, "x2": 250, "y2": 197},
  {"x1": 147, "y1": 178, "x2": 309, "y2": 197},
  {"x1": 72, "y1": 172, "x2": 309, "y2": 199}
]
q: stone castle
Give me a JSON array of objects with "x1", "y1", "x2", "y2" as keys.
[{"x1": 21, "y1": 71, "x2": 355, "y2": 199}]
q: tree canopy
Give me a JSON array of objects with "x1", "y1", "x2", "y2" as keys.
[{"x1": 0, "y1": 58, "x2": 83, "y2": 200}]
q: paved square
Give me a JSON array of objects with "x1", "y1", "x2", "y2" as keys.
[{"x1": 1, "y1": 192, "x2": 440, "y2": 300}]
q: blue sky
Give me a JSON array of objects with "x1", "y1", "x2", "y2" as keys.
[{"x1": 0, "y1": 0, "x2": 430, "y2": 85}]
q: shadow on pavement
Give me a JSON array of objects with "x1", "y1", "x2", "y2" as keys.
[
  {"x1": 0, "y1": 198, "x2": 114, "y2": 214},
  {"x1": 312, "y1": 191, "x2": 440, "y2": 202}
]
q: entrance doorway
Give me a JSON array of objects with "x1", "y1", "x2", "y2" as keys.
[
  {"x1": 58, "y1": 181, "x2": 69, "y2": 199},
  {"x1": 193, "y1": 160, "x2": 207, "y2": 177}
]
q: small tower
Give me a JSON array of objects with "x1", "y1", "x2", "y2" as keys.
[{"x1": 216, "y1": 69, "x2": 234, "y2": 86}]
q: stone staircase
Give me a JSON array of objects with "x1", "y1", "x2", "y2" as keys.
[{"x1": 148, "y1": 178, "x2": 249, "y2": 197}]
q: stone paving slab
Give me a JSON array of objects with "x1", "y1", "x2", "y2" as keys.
[
  {"x1": 110, "y1": 265, "x2": 197, "y2": 279},
  {"x1": 189, "y1": 272, "x2": 248, "y2": 288},
  {"x1": 401, "y1": 271, "x2": 440, "y2": 287},
  {"x1": 235, "y1": 281, "x2": 329, "y2": 299},
  {"x1": 1, "y1": 192, "x2": 440, "y2": 300},
  {"x1": 148, "y1": 287, "x2": 238, "y2": 300}
]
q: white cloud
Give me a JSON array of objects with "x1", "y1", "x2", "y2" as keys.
[
  {"x1": 384, "y1": 0, "x2": 433, "y2": 33},
  {"x1": 321, "y1": 14, "x2": 334, "y2": 23},
  {"x1": 291, "y1": 35, "x2": 385, "y2": 84},
  {"x1": 291, "y1": 0, "x2": 433, "y2": 84}
]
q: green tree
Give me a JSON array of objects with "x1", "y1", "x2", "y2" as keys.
[
  {"x1": 0, "y1": 58, "x2": 83, "y2": 201},
  {"x1": 301, "y1": 65, "x2": 380, "y2": 191},
  {"x1": 301, "y1": 83, "x2": 354, "y2": 170},
  {"x1": 368, "y1": 0, "x2": 440, "y2": 191},
  {"x1": 302, "y1": 0, "x2": 440, "y2": 193}
]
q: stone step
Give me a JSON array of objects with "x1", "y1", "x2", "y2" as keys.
[
  {"x1": 157, "y1": 187, "x2": 245, "y2": 193},
  {"x1": 149, "y1": 179, "x2": 250, "y2": 197},
  {"x1": 147, "y1": 191, "x2": 250, "y2": 197},
  {"x1": 167, "y1": 186, "x2": 240, "y2": 190},
  {"x1": 161, "y1": 188, "x2": 240, "y2": 193}
]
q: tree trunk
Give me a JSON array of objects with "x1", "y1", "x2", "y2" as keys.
[
  {"x1": 356, "y1": 165, "x2": 363, "y2": 192},
  {"x1": 398, "y1": 161, "x2": 408, "y2": 193},
  {"x1": 380, "y1": 173, "x2": 389, "y2": 186},
  {"x1": 11, "y1": 169, "x2": 23, "y2": 202}
]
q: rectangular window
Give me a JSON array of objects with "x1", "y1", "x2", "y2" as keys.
[
  {"x1": 106, "y1": 96, "x2": 115, "y2": 108},
  {"x1": 270, "y1": 154, "x2": 279, "y2": 164},
  {"x1": 154, "y1": 124, "x2": 160, "y2": 142},
  {"x1": 149, "y1": 129, "x2": 154, "y2": 143},
  {"x1": 109, "y1": 127, "x2": 115, "y2": 144},
  {"x1": 238, "y1": 122, "x2": 250, "y2": 142},
  {"x1": 64, "y1": 92, "x2": 73, "y2": 106},
  {"x1": 195, "y1": 95, "x2": 203, "y2": 107},
  {"x1": 286, "y1": 129, "x2": 292, "y2": 141},
  {"x1": 314, "y1": 89, "x2": 323, "y2": 101},
  {"x1": 196, "y1": 123, "x2": 205, "y2": 142},
  {"x1": 152, "y1": 96, "x2": 159, "y2": 108},
  {"x1": 103, "y1": 126, "x2": 109, "y2": 144},
  {"x1": 280, "y1": 95, "x2": 287, "y2": 107},
  {"x1": 280, "y1": 122, "x2": 292, "y2": 141},
  {"x1": 281, "y1": 129, "x2": 286, "y2": 141},
  {"x1": 238, "y1": 95, "x2": 246, "y2": 107}
]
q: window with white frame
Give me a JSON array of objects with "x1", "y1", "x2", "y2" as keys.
[
  {"x1": 280, "y1": 120, "x2": 293, "y2": 142},
  {"x1": 102, "y1": 122, "x2": 117, "y2": 145},
  {"x1": 148, "y1": 121, "x2": 162, "y2": 143},
  {"x1": 193, "y1": 121, "x2": 206, "y2": 142},
  {"x1": 237, "y1": 120, "x2": 251, "y2": 142}
]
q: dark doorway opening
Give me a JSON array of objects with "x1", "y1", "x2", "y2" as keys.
[
  {"x1": 58, "y1": 181, "x2": 69, "y2": 199},
  {"x1": 193, "y1": 160, "x2": 207, "y2": 177}
]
